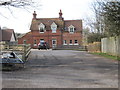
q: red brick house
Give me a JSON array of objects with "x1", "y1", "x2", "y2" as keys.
[{"x1": 18, "y1": 10, "x2": 82, "y2": 49}]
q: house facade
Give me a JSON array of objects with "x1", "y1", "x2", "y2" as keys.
[{"x1": 18, "y1": 10, "x2": 82, "y2": 48}]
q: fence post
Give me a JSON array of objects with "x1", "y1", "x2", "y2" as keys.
[{"x1": 23, "y1": 44, "x2": 26, "y2": 61}]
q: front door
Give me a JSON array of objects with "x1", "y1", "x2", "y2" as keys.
[{"x1": 52, "y1": 39, "x2": 57, "y2": 48}]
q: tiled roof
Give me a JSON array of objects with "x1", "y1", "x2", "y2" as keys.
[
  {"x1": 64, "y1": 20, "x2": 82, "y2": 31},
  {"x1": 30, "y1": 18, "x2": 64, "y2": 30},
  {"x1": 30, "y1": 18, "x2": 82, "y2": 31},
  {"x1": 0, "y1": 29, "x2": 16, "y2": 41},
  {"x1": 18, "y1": 32, "x2": 31, "y2": 38}
]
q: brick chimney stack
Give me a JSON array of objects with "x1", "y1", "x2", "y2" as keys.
[
  {"x1": 59, "y1": 9, "x2": 63, "y2": 20},
  {"x1": 33, "y1": 11, "x2": 37, "y2": 19}
]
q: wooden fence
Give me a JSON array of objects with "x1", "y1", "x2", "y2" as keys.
[
  {"x1": 87, "y1": 42, "x2": 101, "y2": 53},
  {"x1": 0, "y1": 42, "x2": 31, "y2": 61},
  {"x1": 87, "y1": 36, "x2": 120, "y2": 58}
]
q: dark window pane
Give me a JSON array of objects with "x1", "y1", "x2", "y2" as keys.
[
  {"x1": 70, "y1": 40, "x2": 72, "y2": 44},
  {"x1": 75, "y1": 40, "x2": 78, "y2": 43}
]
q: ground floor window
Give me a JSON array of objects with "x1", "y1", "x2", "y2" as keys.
[
  {"x1": 23, "y1": 40, "x2": 26, "y2": 44},
  {"x1": 69, "y1": 40, "x2": 72, "y2": 45},
  {"x1": 74, "y1": 40, "x2": 78, "y2": 45},
  {"x1": 63, "y1": 40, "x2": 67, "y2": 45},
  {"x1": 34, "y1": 40, "x2": 37, "y2": 46}
]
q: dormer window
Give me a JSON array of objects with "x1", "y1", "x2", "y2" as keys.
[
  {"x1": 39, "y1": 23, "x2": 45, "y2": 33},
  {"x1": 68, "y1": 25, "x2": 75, "y2": 33},
  {"x1": 51, "y1": 22, "x2": 57, "y2": 33}
]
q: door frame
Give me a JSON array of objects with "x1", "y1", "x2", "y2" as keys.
[{"x1": 52, "y1": 39, "x2": 57, "y2": 48}]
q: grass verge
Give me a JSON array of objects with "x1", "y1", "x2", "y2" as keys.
[{"x1": 91, "y1": 52, "x2": 120, "y2": 60}]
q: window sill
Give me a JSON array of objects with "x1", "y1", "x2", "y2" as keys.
[
  {"x1": 69, "y1": 32, "x2": 74, "y2": 34},
  {"x1": 40, "y1": 32, "x2": 44, "y2": 33},
  {"x1": 63, "y1": 44, "x2": 67, "y2": 45},
  {"x1": 74, "y1": 44, "x2": 79, "y2": 45},
  {"x1": 52, "y1": 32, "x2": 56, "y2": 33}
]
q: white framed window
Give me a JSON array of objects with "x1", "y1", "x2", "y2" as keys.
[
  {"x1": 34, "y1": 40, "x2": 37, "y2": 46},
  {"x1": 69, "y1": 40, "x2": 73, "y2": 45},
  {"x1": 39, "y1": 23, "x2": 45, "y2": 33},
  {"x1": 68, "y1": 25, "x2": 75, "y2": 33},
  {"x1": 63, "y1": 40, "x2": 67, "y2": 45},
  {"x1": 51, "y1": 22, "x2": 57, "y2": 33},
  {"x1": 70, "y1": 28, "x2": 74, "y2": 32},
  {"x1": 74, "y1": 40, "x2": 79, "y2": 45},
  {"x1": 23, "y1": 40, "x2": 26, "y2": 44}
]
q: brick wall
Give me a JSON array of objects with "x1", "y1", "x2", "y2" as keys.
[
  {"x1": 18, "y1": 30, "x2": 83, "y2": 49},
  {"x1": 63, "y1": 32, "x2": 82, "y2": 45},
  {"x1": 18, "y1": 30, "x2": 63, "y2": 48}
]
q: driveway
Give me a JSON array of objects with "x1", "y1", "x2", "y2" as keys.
[{"x1": 2, "y1": 49, "x2": 118, "y2": 88}]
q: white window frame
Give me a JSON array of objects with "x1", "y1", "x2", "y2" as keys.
[
  {"x1": 74, "y1": 40, "x2": 79, "y2": 45},
  {"x1": 39, "y1": 23, "x2": 45, "y2": 33},
  {"x1": 63, "y1": 40, "x2": 67, "y2": 45},
  {"x1": 68, "y1": 25, "x2": 75, "y2": 33},
  {"x1": 23, "y1": 40, "x2": 26, "y2": 44},
  {"x1": 34, "y1": 40, "x2": 37, "y2": 46},
  {"x1": 69, "y1": 40, "x2": 73, "y2": 45},
  {"x1": 51, "y1": 22, "x2": 57, "y2": 33}
]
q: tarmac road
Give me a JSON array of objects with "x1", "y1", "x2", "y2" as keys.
[{"x1": 2, "y1": 49, "x2": 118, "y2": 88}]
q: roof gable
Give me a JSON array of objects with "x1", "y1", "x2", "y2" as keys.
[
  {"x1": 10, "y1": 32, "x2": 16, "y2": 41},
  {"x1": 39, "y1": 23, "x2": 45, "y2": 28},
  {"x1": 64, "y1": 20, "x2": 82, "y2": 31},
  {"x1": 68, "y1": 25, "x2": 75, "y2": 28},
  {"x1": 51, "y1": 22, "x2": 57, "y2": 27},
  {"x1": 0, "y1": 29, "x2": 16, "y2": 42}
]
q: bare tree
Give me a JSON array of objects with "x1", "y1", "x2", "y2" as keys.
[
  {"x1": 91, "y1": 0, "x2": 107, "y2": 34},
  {"x1": 0, "y1": 0, "x2": 37, "y2": 8},
  {"x1": 103, "y1": 1, "x2": 120, "y2": 36},
  {"x1": 84, "y1": 0, "x2": 106, "y2": 34},
  {"x1": 0, "y1": 0, "x2": 41, "y2": 17}
]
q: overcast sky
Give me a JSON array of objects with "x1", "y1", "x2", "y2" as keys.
[{"x1": 0, "y1": 0, "x2": 95, "y2": 33}]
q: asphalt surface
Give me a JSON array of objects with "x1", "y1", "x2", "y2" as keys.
[{"x1": 2, "y1": 49, "x2": 118, "y2": 88}]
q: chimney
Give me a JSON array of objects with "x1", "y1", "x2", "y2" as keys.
[
  {"x1": 33, "y1": 11, "x2": 37, "y2": 19},
  {"x1": 59, "y1": 9, "x2": 64, "y2": 20}
]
